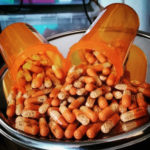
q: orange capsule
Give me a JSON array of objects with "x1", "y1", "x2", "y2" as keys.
[
  {"x1": 80, "y1": 106, "x2": 98, "y2": 122},
  {"x1": 59, "y1": 105, "x2": 76, "y2": 123},
  {"x1": 16, "y1": 69, "x2": 26, "y2": 87},
  {"x1": 31, "y1": 72, "x2": 44, "y2": 88},
  {"x1": 74, "y1": 125, "x2": 89, "y2": 140},
  {"x1": 52, "y1": 65, "x2": 64, "y2": 80},
  {"x1": 39, "y1": 117, "x2": 49, "y2": 137},
  {"x1": 60, "y1": 100, "x2": 67, "y2": 106},
  {"x1": 32, "y1": 89, "x2": 51, "y2": 98},
  {"x1": 85, "y1": 96, "x2": 96, "y2": 108},
  {"x1": 121, "y1": 78, "x2": 130, "y2": 85},
  {"x1": 81, "y1": 76, "x2": 95, "y2": 84},
  {"x1": 99, "y1": 102, "x2": 119, "y2": 122},
  {"x1": 130, "y1": 80, "x2": 142, "y2": 86},
  {"x1": 32, "y1": 72, "x2": 37, "y2": 79},
  {"x1": 114, "y1": 84, "x2": 137, "y2": 93},
  {"x1": 76, "y1": 88, "x2": 87, "y2": 96},
  {"x1": 39, "y1": 84, "x2": 45, "y2": 90},
  {"x1": 89, "y1": 64, "x2": 103, "y2": 72},
  {"x1": 23, "y1": 62, "x2": 43, "y2": 73},
  {"x1": 69, "y1": 86, "x2": 77, "y2": 95},
  {"x1": 131, "y1": 81, "x2": 150, "y2": 89},
  {"x1": 16, "y1": 103, "x2": 24, "y2": 115},
  {"x1": 138, "y1": 87, "x2": 150, "y2": 97},
  {"x1": 86, "y1": 122, "x2": 102, "y2": 139},
  {"x1": 7, "y1": 104, "x2": 16, "y2": 118},
  {"x1": 40, "y1": 54, "x2": 52, "y2": 66},
  {"x1": 127, "y1": 85, "x2": 138, "y2": 93},
  {"x1": 6, "y1": 91, "x2": 16, "y2": 117},
  {"x1": 24, "y1": 95, "x2": 47, "y2": 105},
  {"x1": 106, "y1": 72, "x2": 116, "y2": 86},
  {"x1": 139, "y1": 82, "x2": 150, "y2": 89},
  {"x1": 105, "y1": 92, "x2": 113, "y2": 100},
  {"x1": 73, "y1": 80, "x2": 84, "y2": 89},
  {"x1": 128, "y1": 95, "x2": 138, "y2": 110},
  {"x1": 85, "y1": 51, "x2": 96, "y2": 64},
  {"x1": 45, "y1": 68, "x2": 61, "y2": 85},
  {"x1": 16, "y1": 116, "x2": 38, "y2": 125},
  {"x1": 44, "y1": 76, "x2": 52, "y2": 88},
  {"x1": 119, "y1": 104, "x2": 127, "y2": 114},
  {"x1": 121, "y1": 90, "x2": 131, "y2": 108},
  {"x1": 67, "y1": 96, "x2": 76, "y2": 103},
  {"x1": 101, "y1": 85, "x2": 111, "y2": 93},
  {"x1": 90, "y1": 88, "x2": 103, "y2": 98},
  {"x1": 86, "y1": 68, "x2": 97, "y2": 77},
  {"x1": 67, "y1": 65, "x2": 76, "y2": 75},
  {"x1": 99, "y1": 75, "x2": 107, "y2": 82},
  {"x1": 31, "y1": 54, "x2": 41, "y2": 61},
  {"x1": 39, "y1": 98, "x2": 52, "y2": 114},
  {"x1": 49, "y1": 88, "x2": 60, "y2": 98},
  {"x1": 24, "y1": 104, "x2": 40, "y2": 111},
  {"x1": 24, "y1": 83, "x2": 32, "y2": 92},
  {"x1": 73, "y1": 109, "x2": 90, "y2": 125},
  {"x1": 30, "y1": 60, "x2": 41, "y2": 67},
  {"x1": 22, "y1": 92, "x2": 29, "y2": 99},
  {"x1": 64, "y1": 123, "x2": 78, "y2": 139},
  {"x1": 15, "y1": 118, "x2": 39, "y2": 135},
  {"x1": 85, "y1": 83, "x2": 96, "y2": 92},
  {"x1": 102, "y1": 67, "x2": 111, "y2": 76},
  {"x1": 68, "y1": 97, "x2": 85, "y2": 110},
  {"x1": 16, "y1": 92, "x2": 24, "y2": 115},
  {"x1": 120, "y1": 107, "x2": 148, "y2": 122},
  {"x1": 23, "y1": 69, "x2": 32, "y2": 82},
  {"x1": 122, "y1": 116, "x2": 149, "y2": 132},
  {"x1": 93, "y1": 105, "x2": 101, "y2": 114},
  {"x1": 93, "y1": 51, "x2": 106, "y2": 63},
  {"x1": 102, "y1": 62, "x2": 112, "y2": 68},
  {"x1": 22, "y1": 109, "x2": 40, "y2": 119},
  {"x1": 113, "y1": 91, "x2": 123, "y2": 100},
  {"x1": 66, "y1": 68, "x2": 83, "y2": 84},
  {"x1": 101, "y1": 113, "x2": 120, "y2": 133},
  {"x1": 93, "y1": 76, "x2": 102, "y2": 87},
  {"x1": 65, "y1": 76, "x2": 75, "y2": 84},
  {"x1": 48, "y1": 110, "x2": 68, "y2": 128},
  {"x1": 51, "y1": 98, "x2": 60, "y2": 107},
  {"x1": 137, "y1": 93, "x2": 148, "y2": 107},
  {"x1": 98, "y1": 96, "x2": 108, "y2": 109},
  {"x1": 47, "y1": 107, "x2": 59, "y2": 115},
  {"x1": 49, "y1": 120, "x2": 64, "y2": 139},
  {"x1": 63, "y1": 84, "x2": 73, "y2": 91}
]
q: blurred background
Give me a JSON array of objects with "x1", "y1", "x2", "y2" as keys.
[
  {"x1": 0, "y1": 0, "x2": 150, "y2": 37},
  {"x1": 0, "y1": 0, "x2": 150, "y2": 150}
]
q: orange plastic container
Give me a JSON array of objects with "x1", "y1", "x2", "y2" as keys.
[
  {"x1": 66, "y1": 3, "x2": 139, "y2": 83},
  {"x1": 0, "y1": 23, "x2": 65, "y2": 82}
]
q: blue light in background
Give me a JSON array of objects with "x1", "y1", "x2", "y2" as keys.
[
  {"x1": 58, "y1": 0, "x2": 72, "y2": 3},
  {"x1": 32, "y1": 23, "x2": 58, "y2": 34},
  {"x1": 0, "y1": 0, "x2": 14, "y2": 4}
]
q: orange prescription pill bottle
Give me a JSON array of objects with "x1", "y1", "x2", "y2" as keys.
[
  {"x1": 66, "y1": 3, "x2": 139, "y2": 83},
  {"x1": 0, "y1": 23, "x2": 65, "y2": 82}
]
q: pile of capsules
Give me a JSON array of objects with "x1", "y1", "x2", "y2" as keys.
[{"x1": 6, "y1": 49, "x2": 150, "y2": 140}]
